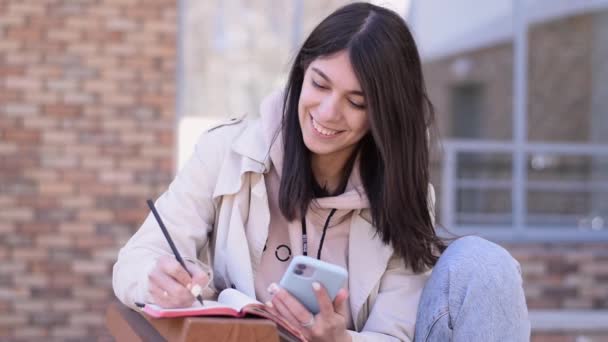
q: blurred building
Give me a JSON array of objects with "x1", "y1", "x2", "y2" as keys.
[{"x1": 410, "y1": 0, "x2": 608, "y2": 340}]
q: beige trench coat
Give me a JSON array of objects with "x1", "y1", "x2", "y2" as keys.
[{"x1": 112, "y1": 116, "x2": 431, "y2": 341}]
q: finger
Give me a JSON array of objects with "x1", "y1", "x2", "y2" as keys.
[
  {"x1": 148, "y1": 280, "x2": 163, "y2": 303},
  {"x1": 159, "y1": 271, "x2": 192, "y2": 300},
  {"x1": 272, "y1": 284, "x2": 315, "y2": 326},
  {"x1": 264, "y1": 300, "x2": 280, "y2": 317},
  {"x1": 185, "y1": 261, "x2": 210, "y2": 289},
  {"x1": 271, "y1": 293, "x2": 303, "y2": 330},
  {"x1": 312, "y1": 282, "x2": 334, "y2": 315},
  {"x1": 150, "y1": 267, "x2": 192, "y2": 303},
  {"x1": 159, "y1": 256, "x2": 192, "y2": 287},
  {"x1": 266, "y1": 300, "x2": 312, "y2": 341},
  {"x1": 333, "y1": 288, "x2": 349, "y2": 317},
  {"x1": 149, "y1": 281, "x2": 174, "y2": 308}
]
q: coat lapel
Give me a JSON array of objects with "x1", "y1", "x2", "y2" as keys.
[
  {"x1": 248, "y1": 174, "x2": 271, "y2": 277},
  {"x1": 348, "y1": 211, "x2": 393, "y2": 330},
  {"x1": 213, "y1": 119, "x2": 271, "y2": 199},
  {"x1": 223, "y1": 188, "x2": 256, "y2": 296},
  {"x1": 211, "y1": 118, "x2": 271, "y2": 297}
]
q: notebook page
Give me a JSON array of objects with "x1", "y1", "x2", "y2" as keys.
[{"x1": 217, "y1": 288, "x2": 261, "y2": 311}]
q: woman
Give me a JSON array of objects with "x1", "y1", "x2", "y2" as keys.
[{"x1": 113, "y1": 3, "x2": 530, "y2": 341}]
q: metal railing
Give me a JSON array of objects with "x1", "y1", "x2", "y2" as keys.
[{"x1": 440, "y1": 139, "x2": 608, "y2": 241}]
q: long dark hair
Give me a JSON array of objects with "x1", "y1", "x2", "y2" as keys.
[{"x1": 278, "y1": 2, "x2": 445, "y2": 273}]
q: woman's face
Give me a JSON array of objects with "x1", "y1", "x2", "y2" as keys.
[{"x1": 298, "y1": 50, "x2": 370, "y2": 162}]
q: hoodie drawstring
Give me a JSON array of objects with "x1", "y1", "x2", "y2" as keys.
[{"x1": 301, "y1": 208, "x2": 338, "y2": 260}]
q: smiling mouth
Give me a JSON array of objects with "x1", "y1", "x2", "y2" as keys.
[{"x1": 310, "y1": 114, "x2": 343, "y2": 136}]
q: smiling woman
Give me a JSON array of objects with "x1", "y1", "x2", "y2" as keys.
[
  {"x1": 298, "y1": 52, "x2": 371, "y2": 194},
  {"x1": 113, "y1": 2, "x2": 530, "y2": 342}
]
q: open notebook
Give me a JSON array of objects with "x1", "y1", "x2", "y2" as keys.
[{"x1": 139, "y1": 288, "x2": 305, "y2": 341}]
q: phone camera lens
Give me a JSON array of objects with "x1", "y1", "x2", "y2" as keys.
[
  {"x1": 296, "y1": 263, "x2": 306, "y2": 269},
  {"x1": 294, "y1": 269, "x2": 304, "y2": 275}
]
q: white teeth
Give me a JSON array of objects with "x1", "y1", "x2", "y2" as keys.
[{"x1": 311, "y1": 117, "x2": 339, "y2": 136}]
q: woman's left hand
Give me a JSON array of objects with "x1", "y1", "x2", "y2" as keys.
[{"x1": 266, "y1": 282, "x2": 352, "y2": 342}]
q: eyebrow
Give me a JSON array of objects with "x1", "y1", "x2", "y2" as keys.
[{"x1": 311, "y1": 67, "x2": 365, "y2": 97}]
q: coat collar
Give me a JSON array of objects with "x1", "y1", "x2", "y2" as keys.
[
  {"x1": 212, "y1": 118, "x2": 271, "y2": 199},
  {"x1": 231, "y1": 119, "x2": 272, "y2": 170},
  {"x1": 213, "y1": 89, "x2": 283, "y2": 199}
]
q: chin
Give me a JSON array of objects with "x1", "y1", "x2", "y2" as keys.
[
  {"x1": 307, "y1": 146, "x2": 336, "y2": 156},
  {"x1": 303, "y1": 137, "x2": 330, "y2": 155},
  {"x1": 303, "y1": 136, "x2": 351, "y2": 158}
]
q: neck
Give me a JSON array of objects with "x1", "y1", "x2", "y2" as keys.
[{"x1": 310, "y1": 148, "x2": 356, "y2": 194}]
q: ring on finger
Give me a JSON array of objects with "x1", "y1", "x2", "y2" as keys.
[{"x1": 300, "y1": 315, "x2": 314, "y2": 328}]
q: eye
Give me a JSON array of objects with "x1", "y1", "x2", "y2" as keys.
[
  {"x1": 311, "y1": 79, "x2": 327, "y2": 90},
  {"x1": 349, "y1": 99, "x2": 366, "y2": 110}
]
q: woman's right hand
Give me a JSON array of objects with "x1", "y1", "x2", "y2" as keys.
[{"x1": 147, "y1": 255, "x2": 210, "y2": 308}]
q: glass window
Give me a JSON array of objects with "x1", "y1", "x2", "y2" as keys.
[
  {"x1": 450, "y1": 83, "x2": 485, "y2": 139},
  {"x1": 526, "y1": 153, "x2": 608, "y2": 230},
  {"x1": 456, "y1": 152, "x2": 513, "y2": 226}
]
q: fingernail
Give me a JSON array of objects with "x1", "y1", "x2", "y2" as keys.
[
  {"x1": 312, "y1": 282, "x2": 321, "y2": 291},
  {"x1": 190, "y1": 284, "x2": 202, "y2": 297},
  {"x1": 265, "y1": 301, "x2": 273, "y2": 308},
  {"x1": 267, "y1": 283, "x2": 279, "y2": 294},
  {"x1": 186, "y1": 283, "x2": 192, "y2": 290}
]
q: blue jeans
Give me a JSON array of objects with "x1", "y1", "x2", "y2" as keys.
[{"x1": 414, "y1": 236, "x2": 531, "y2": 341}]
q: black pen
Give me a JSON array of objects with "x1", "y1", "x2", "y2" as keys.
[{"x1": 146, "y1": 199, "x2": 205, "y2": 306}]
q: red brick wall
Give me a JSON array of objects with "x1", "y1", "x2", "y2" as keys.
[
  {"x1": 508, "y1": 243, "x2": 608, "y2": 310},
  {"x1": 0, "y1": 1, "x2": 176, "y2": 340}
]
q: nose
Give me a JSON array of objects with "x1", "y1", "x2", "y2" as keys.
[{"x1": 316, "y1": 94, "x2": 341, "y2": 122}]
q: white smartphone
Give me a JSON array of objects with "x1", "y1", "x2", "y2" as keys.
[{"x1": 279, "y1": 255, "x2": 348, "y2": 314}]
